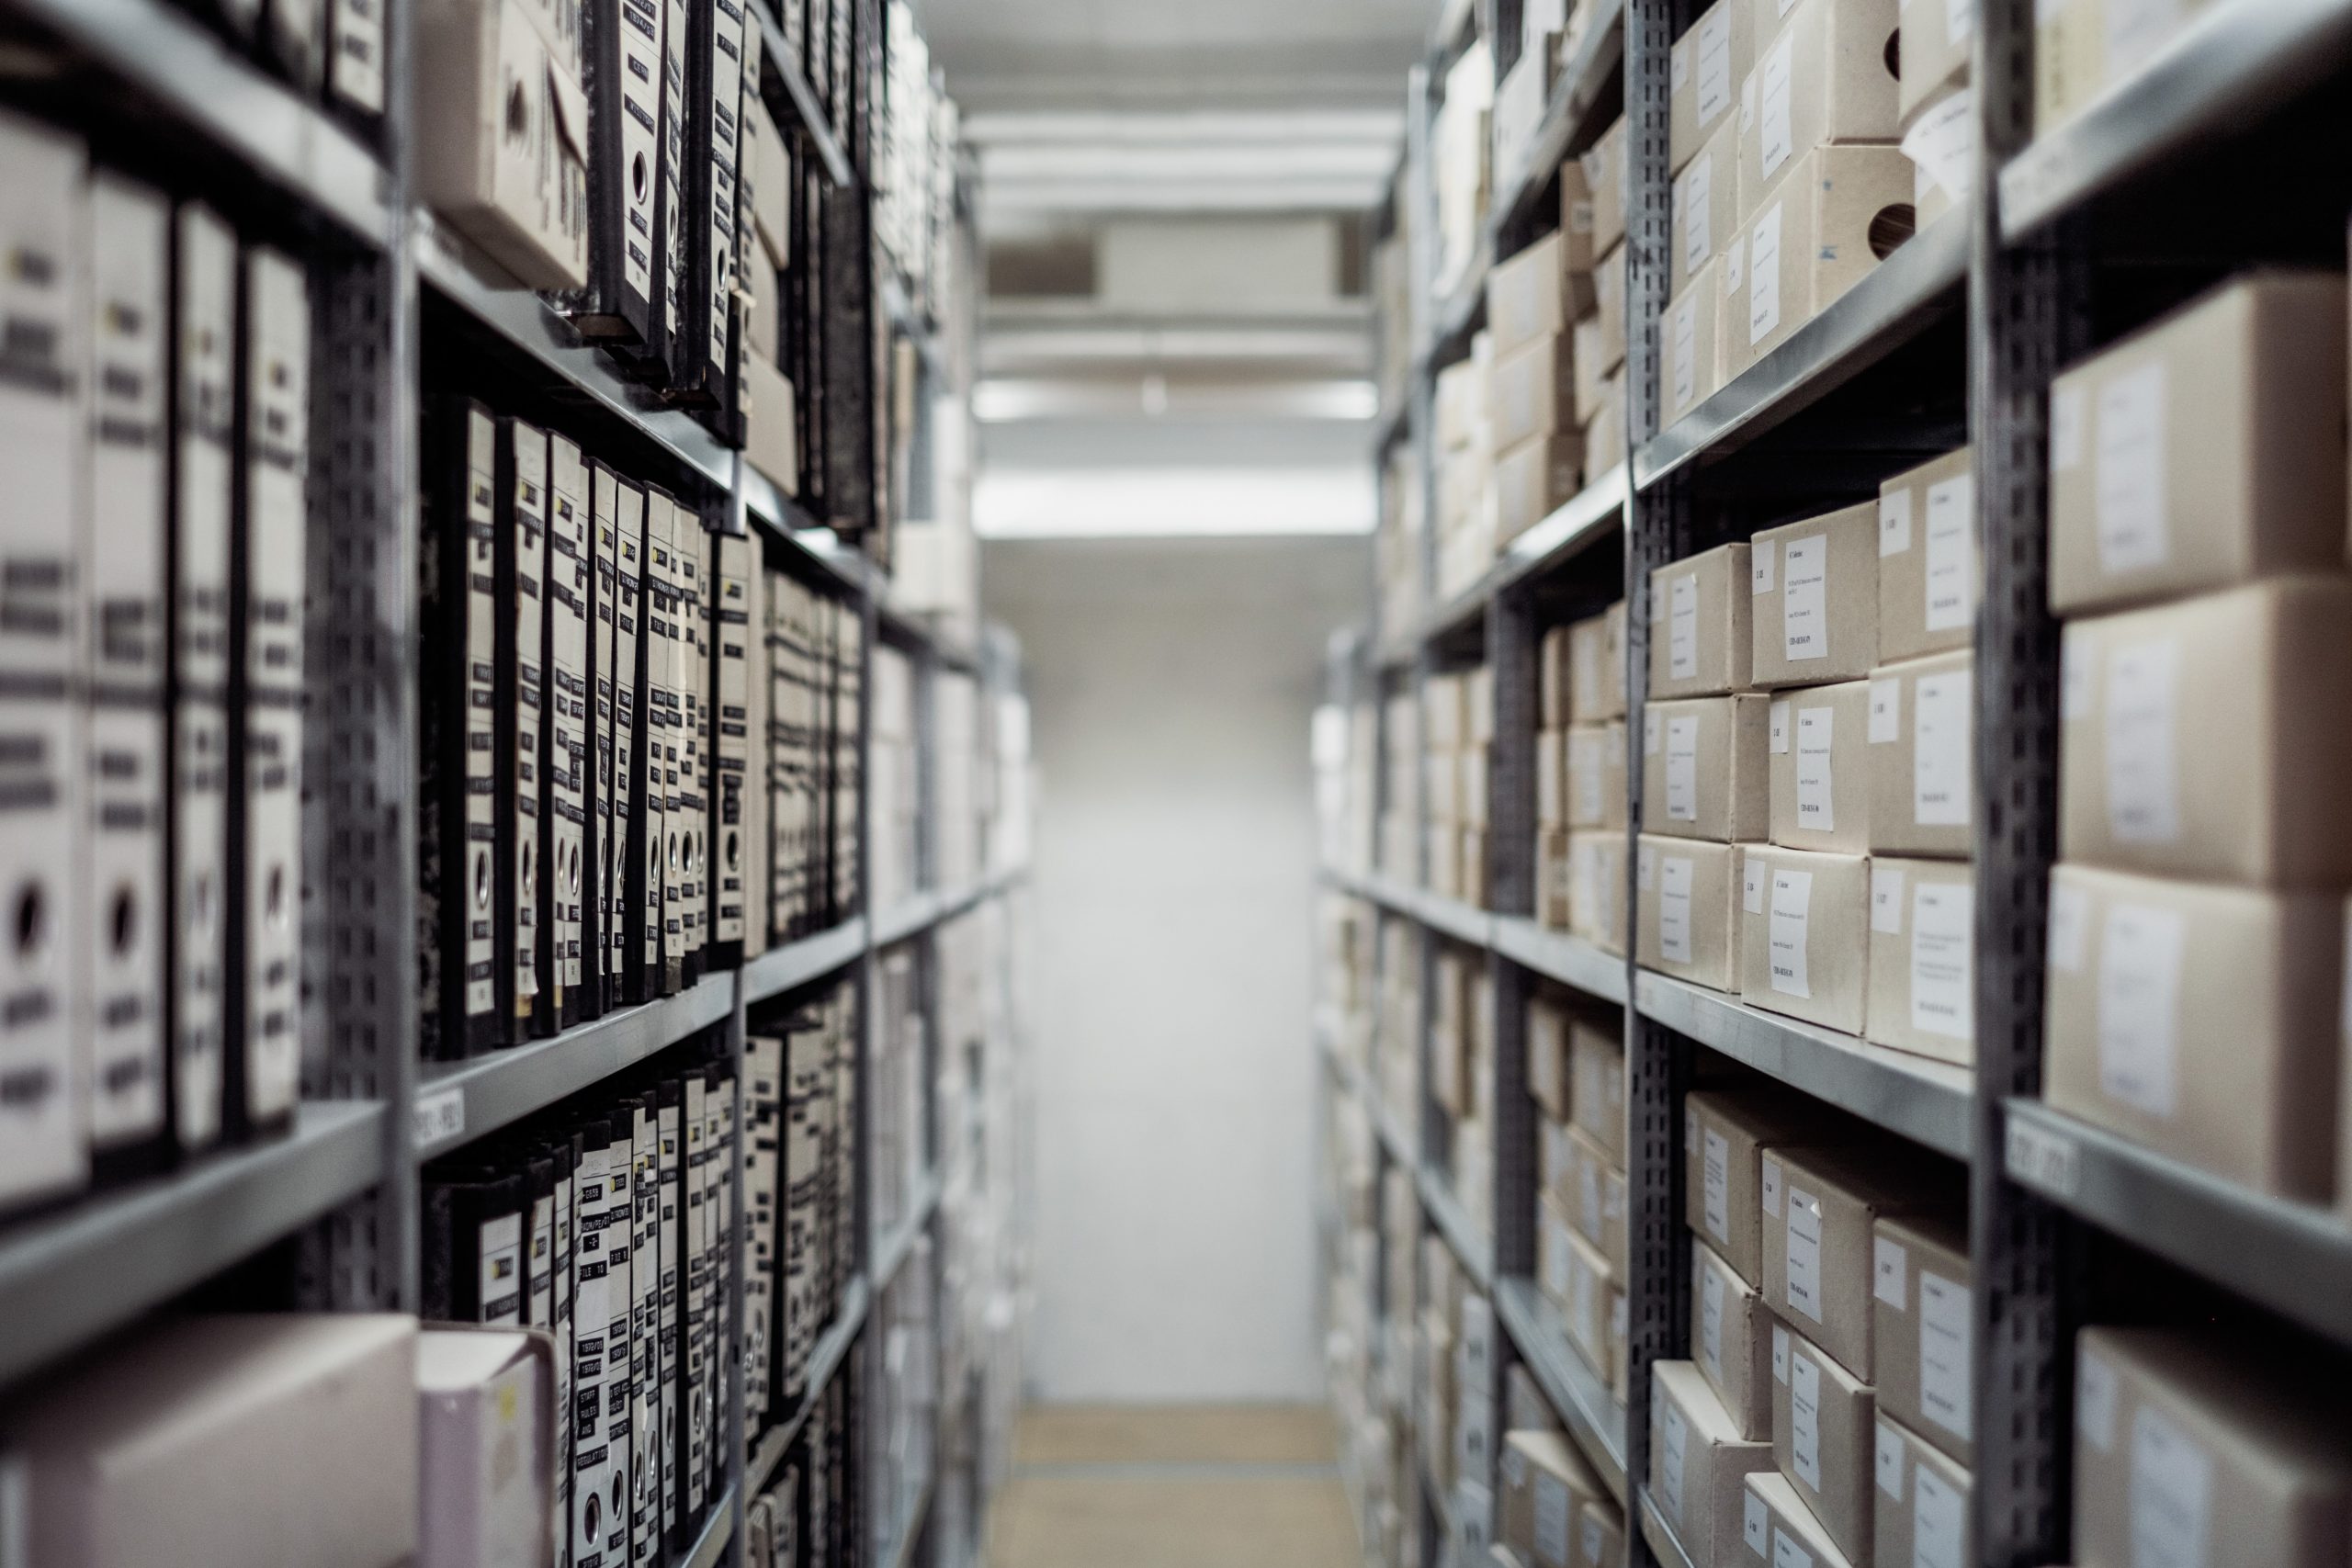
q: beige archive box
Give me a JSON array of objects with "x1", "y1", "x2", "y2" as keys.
[
  {"x1": 1585, "y1": 365, "x2": 1628, "y2": 477},
  {"x1": 1693, "y1": 1237, "x2": 1777, "y2": 1440},
  {"x1": 1491, "y1": 330, "x2": 1577, "y2": 451},
  {"x1": 415, "y1": 0, "x2": 591, "y2": 290},
  {"x1": 1490, "y1": 231, "x2": 1590, "y2": 355},
  {"x1": 1530, "y1": 990, "x2": 1572, "y2": 1120},
  {"x1": 1541, "y1": 626, "x2": 1576, "y2": 727},
  {"x1": 1563, "y1": 1229, "x2": 1623, "y2": 1390},
  {"x1": 1569, "y1": 1010, "x2": 1627, "y2": 1163},
  {"x1": 1570, "y1": 829, "x2": 1629, "y2": 954},
  {"x1": 2072, "y1": 1327, "x2": 2352, "y2": 1568},
  {"x1": 417, "y1": 1327, "x2": 557, "y2": 1568},
  {"x1": 1770, "y1": 1321, "x2": 1878, "y2": 1568},
  {"x1": 1865, "y1": 650, "x2": 1974, "y2": 859},
  {"x1": 1539, "y1": 828, "x2": 1575, "y2": 927},
  {"x1": 1653, "y1": 1360, "x2": 1776, "y2": 1567},
  {"x1": 1566, "y1": 1123, "x2": 1629, "y2": 1275},
  {"x1": 1539, "y1": 727, "x2": 1568, "y2": 827},
  {"x1": 1645, "y1": 694, "x2": 1770, "y2": 842},
  {"x1": 1750, "y1": 503, "x2": 1879, "y2": 686},
  {"x1": 1544, "y1": 1113, "x2": 1577, "y2": 1212},
  {"x1": 2058, "y1": 576, "x2": 2352, "y2": 887},
  {"x1": 1729, "y1": 144, "x2": 1915, "y2": 374},
  {"x1": 1684, "y1": 1085, "x2": 1854, "y2": 1286},
  {"x1": 1566, "y1": 722, "x2": 1627, "y2": 830},
  {"x1": 1767, "y1": 677, "x2": 1871, "y2": 854},
  {"x1": 2047, "y1": 272, "x2": 2347, "y2": 615},
  {"x1": 1651, "y1": 543, "x2": 1755, "y2": 699},
  {"x1": 1579, "y1": 116, "x2": 1629, "y2": 257},
  {"x1": 742, "y1": 351, "x2": 801, "y2": 495},
  {"x1": 1863, "y1": 856, "x2": 1976, "y2": 1066},
  {"x1": 1502, "y1": 1428, "x2": 1608, "y2": 1568},
  {"x1": 1764, "y1": 1141, "x2": 1963, "y2": 1383},
  {"x1": 1743, "y1": 1468, "x2": 1858, "y2": 1568},
  {"x1": 1673, "y1": 118, "x2": 1741, "y2": 299},
  {"x1": 2033, "y1": 0, "x2": 2104, "y2": 132},
  {"x1": 1569, "y1": 603, "x2": 1629, "y2": 720},
  {"x1": 1735, "y1": 0, "x2": 1900, "y2": 212},
  {"x1": 1672, "y1": 0, "x2": 1753, "y2": 172},
  {"x1": 1573, "y1": 1499, "x2": 1623, "y2": 1568},
  {"x1": 1897, "y1": 0, "x2": 1973, "y2": 118},
  {"x1": 1664, "y1": 265, "x2": 1726, "y2": 425},
  {"x1": 1638, "y1": 837, "x2": 1745, "y2": 992},
  {"x1": 1871, "y1": 1211, "x2": 1973, "y2": 1468},
  {"x1": 1876, "y1": 446, "x2": 1979, "y2": 662},
  {"x1": 1874, "y1": 1417, "x2": 1974, "y2": 1568},
  {"x1": 1498, "y1": 434, "x2": 1587, "y2": 546},
  {"x1": 2043, "y1": 862, "x2": 2342, "y2": 1202}
]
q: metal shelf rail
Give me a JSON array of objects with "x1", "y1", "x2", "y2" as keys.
[
  {"x1": 748, "y1": 1276, "x2": 875, "y2": 1495},
  {"x1": 1486, "y1": 0, "x2": 1628, "y2": 239},
  {"x1": 1493, "y1": 1278, "x2": 1628, "y2": 1506}
]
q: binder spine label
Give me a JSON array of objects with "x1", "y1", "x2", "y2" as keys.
[
  {"x1": 655, "y1": 1099, "x2": 682, "y2": 1543},
  {"x1": 504, "y1": 427, "x2": 549, "y2": 1027},
  {"x1": 548, "y1": 446, "x2": 589, "y2": 1005},
  {"x1": 601, "y1": 1142, "x2": 633, "y2": 1567},
  {"x1": 712, "y1": 537, "x2": 749, "y2": 944},
  {"x1": 571, "y1": 1148, "x2": 614, "y2": 1568},
  {"x1": 629, "y1": 1109, "x2": 661, "y2": 1565},
  {"x1": 610, "y1": 490, "x2": 642, "y2": 986},
  {"x1": 641, "y1": 503, "x2": 673, "y2": 977},
  {"x1": 479, "y1": 1208, "x2": 525, "y2": 1325},
  {"x1": 461, "y1": 419, "x2": 499, "y2": 1022}
]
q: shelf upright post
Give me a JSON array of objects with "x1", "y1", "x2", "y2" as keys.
[{"x1": 1971, "y1": 0, "x2": 2092, "y2": 1554}]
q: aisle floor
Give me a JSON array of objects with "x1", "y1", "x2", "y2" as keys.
[{"x1": 987, "y1": 1405, "x2": 1357, "y2": 1568}]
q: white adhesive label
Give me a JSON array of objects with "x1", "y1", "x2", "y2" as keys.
[
  {"x1": 2098, "y1": 902, "x2": 2185, "y2": 1118},
  {"x1": 2129, "y1": 1404, "x2": 2212, "y2": 1568},
  {"x1": 2048, "y1": 880, "x2": 2091, "y2": 973},
  {"x1": 1880, "y1": 489, "x2": 1914, "y2": 557},
  {"x1": 1752, "y1": 537, "x2": 1777, "y2": 594},
  {"x1": 1670, "y1": 572, "x2": 1700, "y2": 679},
  {"x1": 2077, "y1": 1348, "x2": 2119, "y2": 1453},
  {"x1": 1872, "y1": 864, "x2": 1906, "y2": 934},
  {"x1": 2063, "y1": 630, "x2": 2096, "y2": 721},
  {"x1": 1770, "y1": 698, "x2": 1792, "y2": 753},
  {"x1": 1795, "y1": 706, "x2": 1836, "y2": 832},
  {"x1": 1697, "y1": 6, "x2": 1735, "y2": 123},
  {"x1": 1668, "y1": 715, "x2": 1701, "y2": 821},
  {"x1": 1758, "y1": 32, "x2": 1794, "y2": 182},
  {"x1": 2103, "y1": 637, "x2": 2180, "y2": 843},
  {"x1": 1672, "y1": 291, "x2": 1701, "y2": 412},
  {"x1": 1672, "y1": 35, "x2": 1692, "y2": 91},
  {"x1": 1536, "y1": 1472, "x2": 1574, "y2": 1567},
  {"x1": 1745, "y1": 1492, "x2": 1770, "y2": 1555},
  {"x1": 1701, "y1": 1263, "x2": 1727, "y2": 1374},
  {"x1": 1913, "y1": 670, "x2": 1972, "y2": 828},
  {"x1": 1918, "y1": 1270, "x2": 1973, "y2": 1440},
  {"x1": 1785, "y1": 1185, "x2": 1825, "y2": 1319},
  {"x1": 1924, "y1": 474, "x2": 1975, "y2": 631},
  {"x1": 1871, "y1": 677, "x2": 1902, "y2": 744},
  {"x1": 1683, "y1": 152, "x2": 1715, "y2": 276},
  {"x1": 1772, "y1": 1527, "x2": 1815, "y2": 1568},
  {"x1": 1661, "y1": 855, "x2": 1697, "y2": 964},
  {"x1": 1662, "y1": 1399, "x2": 1690, "y2": 1522},
  {"x1": 1770, "y1": 870, "x2": 1814, "y2": 998},
  {"x1": 1948, "y1": 0, "x2": 1980, "y2": 39},
  {"x1": 1772, "y1": 1323, "x2": 1791, "y2": 1382},
  {"x1": 1704, "y1": 1127, "x2": 1732, "y2": 1241},
  {"x1": 2095, "y1": 361, "x2": 2169, "y2": 574},
  {"x1": 1748, "y1": 201, "x2": 1784, "y2": 345},
  {"x1": 1914, "y1": 1464, "x2": 1967, "y2": 1568},
  {"x1": 1781, "y1": 535, "x2": 1826, "y2": 660},
  {"x1": 1791, "y1": 1348, "x2": 1824, "y2": 1490},
  {"x1": 1902, "y1": 87, "x2": 1977, "y2": 206},
  {"x1": 1874, "y1": 1236, "x2": 1908, "y2": 1308},
  {"x1": 1911, "y1": 882, "x2": 1975, "y2": 1041},
  {"x1": 1745, "y1": 857, "x2": 1766, "y2": 914},
  {"x1": 1877, "y1": 1421, "x2": 1907, "y2": 1500},
  {"x1": 1761, "y1": 1156, "x2": 1784, "y2": 1217}
]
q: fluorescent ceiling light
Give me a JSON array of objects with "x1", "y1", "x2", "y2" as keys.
[
  {"x1": 973, "y1": 378, "x2": 1378, "y2": 423},
  {"x1": 974, "y1": 467, "x2": 1375, "y2": 538}
]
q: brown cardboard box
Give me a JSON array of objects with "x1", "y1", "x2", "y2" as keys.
[
  {"x1": 1489, "y1": 231, "x2": 1580, "y2": 355},
  {"x1": 1556, "y1": 152, "x2": 1600, "y2": 277},
  {"x1": 1770, "y1": 1322, "x2": 1878, "y2": 1567},
  {"x1": 1571, "y1": 1499, "x2": 1621, "y2": 1568},
  {"x1": 1751, "y1": 503, "x2": 1880, "y2": 686},
  {"x1": 1540, "y1": 1189, "x2": 1580, "y2": 1309},
  {"x1": 1673, "y1": 118, "x2": 1741, "y2": 299},
  {"x1": 1767, "y1": 678, "x2": 1872, "y2": 854},
  {"x1": 1464, "y1": 744, "x2": 1492, "y2": 829},
  {"x1": 745, "y1": 101, "x2": 792, "y2": 270},
  {"x1": 1871, "y1": 1211, "x2": 1973, "y2": 1467},
  {"x1": 1570, "y1": 603, "x2": 1629, "y2": 721},
  {"x1": 1429, "y1": 749, "x2": 1464, "y2": 825},
  {"x1": 1469, "y1": 664, "x2": 1497, "y2": 747},
  {"x1": 1744, "y1": 1468, "x2": 1858, "y2": 1568},
  {"x1": 1694, "y1": 1237, "x2": 1777, "y2": 1440},
  {"x1": 1592, "y1": 242, "x2": 1626, "y2": 380},
  {"x1": 1671, "y1": 0, "x2": 1752, "y2": 174},
  {"x1": 1578, "y1": 116, "x2": 1628, "y2": 257},
  {"x1": 2071, "y1": 1327, "x2": 2352, "y2": 1568},
  {"x1": 1866, "y1": 650, "x2": 1974, "y2": 859},
  {"x1": 1684, "y1": 1086, "x2": 1852, "y2": 1286},
  {"x1": 1563, "y1": 1229, "x2": 1622, "y2": 1383},
  {"x1": 1428, "y1": 671, "x2": 1470, "y2": 750},
  {"x1": 1735, "y1": 0, "x2": 1900, "y2": 212},
  {"x1": 1650, "y1": 543, "x2": 1755, "y2": 699},
  {"x1": 1539, "y1": 828, "x2": 1575, "y2": 928},
  {"x1": 1530, "y1": 992, "x2": 1572, "y2": 1119},
  {"x1": 1542, "y1": 628, "x2": 1576, "y2": 727},
  {"x1": 1645, "y1": 694, "x2": 1770, "y2": 842},
  {"x1": 1895, "y1": 0, "x2": 1972, "y2": 118},
  {"x1": 1566, "y1": 1123, "x2": 1628, "y2": 1275},
  {"x1": 1877, "y1": 447, "x2": 1978, "y2": 662},
  {"x1": 416, "y1": 0, "x2": 591, "y2": 290},
  {"x1": 1492, "y1": 331, "x2": 1578, "y2": 450},
  {"x1": 1764, "y1": 1143, "x2": 1964, "y2": 1382},
  {"x1": 2048, "y1": 273, "x2": 2347, "y2": 616},
  {"x1": 2043, "y1": 862, "x2": 2342, "y2": 1202},
  {"x1": 2057, "y1": 577, "x2": 2352, "y2": 886},
  {"x1": 1653, "y1": 1360, "x2": 1777, "y2": 1567},
  {"x1": 743, "y1": 350, "x2": 800, "y2": 495},
  {"x1": 2033, "y1": 0, "x2": 2104, "y2": 132},
  {"x1": 1498, "y1": 434, "x2": 1588, "y2": 546},
  {"x1": 1585, "y1": 366, "x2": 1628, "y2": 479},
  {"x1": 7, "y1": 1314, "x2": 419, "y2": 1568},
  {"x1": 1539, "y1": 728, "x2": 1567, "y2": 827},
  {"x1": 1569, "y1": 1010, "x2": 1626, "y2": 1163},
  {"x1": 1863, "y1": 856, "x2": 1976, "y2": 1066},
  {"x1": 1729, "y1": 144, "x2": 1914, "y2": 373},
  {"x1": 1638, "y1": 837, "x2": 1745, "y2": 992},
  {"x1": 1544, "y1": 1113, "x2": 1577, "y2": 1212},
  {"x1": 417, "y1": 1327, "x2": 557, "y2": 1568},
  {"x1": 1501, "y1": 1428, "x2": 1607, "y2": 1568},
  {"x1": 1569, "y1": 829, "x2": 1628, "y2": 954},
  {"x1": 1566, "y1": 721, "x2": 1626, "y2": 830},
  {"x1": 1874, "y1": 1416, "x2": 1974, "y2": 1568},
  {"x1": 1430, "y1": 824, "x2": 1464, "y2": 899},
  {"x1": 1664, "y1": 265, "x2": 1725, "y2": 425}
]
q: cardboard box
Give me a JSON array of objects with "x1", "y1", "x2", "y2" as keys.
[
  {"x1": 1556, "y1": 154, "x2": 1600, "y2": 277},
  {"x1": 1736, "y1": 0, "x2": 1900, "y2": 212},
  {"x1": 2057, "y1": 577, "x2": 2352, "y2": 886},
  {"x1": 1763, "y1": 1144, "x2": 1964, "y2": 1382},
  {"x1": 1541, "y1": 628, "x2": 1575, "y2": 727},
  {"x1": 1562, "y1": 1230, "x2": 1621, "y2": 1385},
  {"x1": 417, "y1": 1328, "x2": 556, "y2": 1568},
  {"x1": 1650, "y1": 543, "x2": 1754, "y2": 700},
  {"x1": 1693, "y1": 1238, "x2": 1776, "y2": 1440},
  {"x1": 1539, "y1": 828, "x2": 1574, "y2": 929},
  {"x1": 1539, "y1": 1189, "x2": 1579, "y2": 1310},
  {"x1": 1730, "y1": 144, "x2": 1914, "y2": 373},
  {"x1": 7, "y1": 1314, "x2": 418, "y2": 1568},
  {"x1": 1491, "y1": 332, "x2": 1578, "y2": 450},
  {"x1": 1905, "y1": 85, "x2": 1972, "y2": 229},
  {"x1": 1490, "y1": 232, "x2": 1589, "y2": 355},
  {"x1": 1653, "y1": 1360, "x2": 1777, "y2": 1567},
  {"x1": 1896, "y1": 0, "x2": 1972, "y2": 118},
  {"x1": 1684, "y1": 1086, "x2": 1853, "y2": 1286},
  {"x1": 1670, "y1": 0, "x2": 1752, "y2": 174},
  {"x1": 2033, "y1": 0, "x2": 2104, "y2": 133},
  {"x1": 1566, "y1": 1123, "x2": 1628, "y2": 1275},
  {"x1": 1569, "y1": 604, "x2": 1628, "y2": 721},
  {"x1": 1584, "y1": 366, "x2": 1627, "y2": 478},
  {"x1": 1497, "y1": 434, "x2": 1587, "y2": 546},
  {"x1": 1675, "y1": 118, "x2": 1742, "y2": 300},
  {"x1": 1871, "y1": 1212, "x2": 1973, "y2": 1467},
  {"x1": 1569, "y1": 1010, "x2": 1626, "y2": 1163},
  {"x1": 1510, "y1": 1364, "x2": 1565, "y2": 1436},
  {"x1": 1592, "y1": 243, "x2": 1626, "y2": 380},
  {"x1": 1770, "y1": 1322, "x2": 1878, "y2": 1567},
  {"x1": 746, "y1": 101, "x2": 792, "y2": 270},
  {"x1": 1436, "y1": 354, "x2": 1492, "y2": 454},
  {"x1": 1767, "y1": 677, "x2": 1871, "y2": 854},
  {"x1": 1577, "y1": 116, "x2": 1628, "y2": 258},
  {"x1": 746, "y1": 263, "x2": 782, "y2": 359},
  {"x1": 1873, "y1": 1416, "x2": 1973, "y2": 1568},
  {"x1": 1645, "y1": 694, "x2": 1770, "y2": 842},
  {"x1": 1543, "y1": 1113, "x2": 1577, "y2": 1211},
  {"x1": 1638, "y1": 837, "x2": 1745, "y2": 992},
  {"x1": 415, "y1": 0, "x2": 590, "y2": 290},
  {"x1": 1865, "y1": 649, "x2": 1973, "y2": 858},
  {"x1": 2072, "y1": 1326, "x2": 2352, "y2": 1568},
  {"x1": 2047, "y1": 272, "x2": 2347, "y2": 616},
  {"x1": 1566, "y1": 722, "x2": 1626, "y2": 830},
  {"x1": 2043, "y1": 862, "x2": 2342, "y2": 1202},
  {"x1": 1539, "y1": 728, "x2": 1567, "y2": 827},
  {"x1": 1750, "y1": 502, "x2": 1879, "y2": 686},
  {"x1": 1743, "y1": 1468, "x2": 1858, "y2": 1568},
  {"x1": 1573, "y1": 1499, "x2": 1623, "y2": 1568},
  {"x1": 1664, "y1": 266, "x2": 1725, "y2": 425},
  {"x1": 1501, "y1": 1428, "x2": 1607, "y2": 1568},
  {"x1": 743, "y1": 350, "x2": 799, "y2": 496},
  {"x1": 1569, "y1": 830, "x2": 1628, "y2": 955},
  {"x1": 1530, "y1": 992, "x2": 1572, "y2": 1118},
  {"x1": 1877, "y1": 446, "x2": 1977, "y2": 662},
  {"x1": 1862, "y1": 856, "x2": 1976, "y2": 1066}
]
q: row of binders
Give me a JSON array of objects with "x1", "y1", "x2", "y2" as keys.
[
  {"x1": 746, "y1": 982, "x2": 856, "y2": 1434},
  {"x1": 745, "y1": 1376, "x2": 854, "y2": 1568},
  {"x1": 0, "y1": 114, "x2": 311, "y2": 1218},
  {"x1": 416, "y1": 396, "x2": 862, "y2": 1060}
]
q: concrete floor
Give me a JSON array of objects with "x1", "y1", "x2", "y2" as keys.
[{"x1": 987, "y1": 1405, "x2": 1359, "y2": 1568}]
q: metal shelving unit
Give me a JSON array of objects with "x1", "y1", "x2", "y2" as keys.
[
  {"x1": 1387, "y1": 466, "x2": 1629, "y2": 662},
  {"x1": 1493, "y1": 1278, "x2": 1628, "y2": 1506}
]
